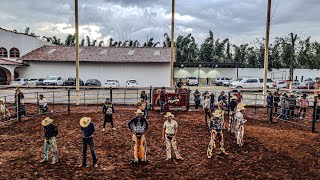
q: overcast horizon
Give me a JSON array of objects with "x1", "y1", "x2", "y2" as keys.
[{"x1": 1, "y1": 0, "x2": 320, "y2": 46}]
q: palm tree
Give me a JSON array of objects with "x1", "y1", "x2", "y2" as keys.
[{"x1": 98, "y1": 41, "x2": 104, "y2": 47}]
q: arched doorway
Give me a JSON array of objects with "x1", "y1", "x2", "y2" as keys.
[{"x1": 0, "y1": 67, "x2": 11, "y2": 85}]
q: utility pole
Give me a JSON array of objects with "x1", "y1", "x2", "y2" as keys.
[
  {"x1": 170, "y1": 0, "x2": 175, "y2": 87},
  {"x1": 75, "y1": 0, "x2": 80, "y2": 105},
  {"x1": 263, "y1": 0, "x2": 271, "y2": 107},
  {"x1": 290, "y1": 33, "x2": 297, "y2": 81}
]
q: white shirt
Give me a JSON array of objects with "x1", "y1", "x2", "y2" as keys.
[
  {"x1": 39, "y1": 98, "x2": 47, "y2": 107},
  {"x1": 202, "y1": 98, "x2": 210, "y2": 109},
  {"x1": 163, "y1": 120, "x2": 178, "y2": 135}
]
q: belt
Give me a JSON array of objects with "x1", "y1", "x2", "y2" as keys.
[{"x1": 82, "y1": 135, "x2": 93, "y2": 138}]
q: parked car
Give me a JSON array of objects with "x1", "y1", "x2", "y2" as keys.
[
  {"x1": 85, "y1": 79, "x2": 101, "y2": 86},
  {"x1": 214, "y1": 77, "x2": 231, "y2": 86},
  {"x1": 223, "y1": 78, "x2": 242, "y2": 87},
  {"x1": 43, "y1": 76, "x2": 64, "y2": 86},
  {"x1": 104, "y1": 80, "x2": 120, "y2": 87},
  {"x1": 63, "y1": 77, "x2": 84, "y2": 86},
  {"x1": 297, "y1": 81, "x2": 314, "y2": 89},
  {"x1": 230, "y1": 78, "x2": 273, "y2": 89},
  {"x1": 272, "y1": 80, "x2": 286, "y2": 88},
  {"x1": 186, "y1": 76, "x2": 199, "y2": 86},
  {"x1": 304, "y1": 78, "x2": 314, "y2": 82},
  {"x1": 10, "y1": 78, "x2": 28, "y2": 85},
  {"x1": 36, "y1": 78, "x2": 45, "y2": 86},
  {"x1": 28, "y1": 78, "x2": 44, "y2": 86},
  {"x1": 126, "y1": 79, "x2": 138, "y2": 87}
]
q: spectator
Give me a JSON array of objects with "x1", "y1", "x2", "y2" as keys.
[
  {"x1": 177, "y1": 79, "x2": 184, "y2": 88},
  {"x1": 14, "y1": 87, "x2": 26, "y2": 118},
  {"x1": 277, "y1": 93, "x2": 289, "y2": 120},
  {"x1": 228, "y1": 96, "x2": 238, "y2": 133},
  {"x1": 288, "y1": 93, "x2": 297, "y2": 118},
  {"x1": 298, "y1": 94, "x2": 309, "y2": 119},
  {"x1": 273, "y1": 89, "x2": 281, "y2": 115},
  {"x1": 202, "y1": 94, "x2": 211, "y2": 125},
  {"x1": 314, "y1": 77, "x2": 320, "y2": 96},
  {"x1": 38, "y1": 94, "x2": 48, "y2": 114},
  {"x1": 193, "y1": 89, "x2": 201, "y2": 109},
  {"x1": 0, "y1": 99, "x2": 11, "y2": 119},
  {"x1": 210, "y1": 92, "x2": 215, "y2": 110},
  {"x1": 266, "y1": 92, "x2": 272, "y2": 113},
  {"x1": 40, "y1": 117, "x2": 58, "y2": 165},
  {"x1": 235, "y1": 102, "x2": 247, "y2": 146},
  {"x1": 102, "y1": 98, "x2": 115, "y2": 131},
  {"x1": 159, "y1": 87, "x2": 167, "y2": 114},
  {"x1": 140, "y1": 91, "x2": 148, "y2": 102},
  {"x1": 316, "y1": 94, "x2": 320, "y2": 122},
  {"x1": 202, "y1": 90, "x2": 209, "y2": 99},
  {"x1": 218, "y1": 91, "x2": 226, "y2": 102}
]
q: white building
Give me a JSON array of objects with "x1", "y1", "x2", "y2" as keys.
[
  {"x1": 18, "y1": 46, "x2": 173, "y2": 87},
  {"x1": 0, "y1": 27, "x2": 49, "y2": 84}
]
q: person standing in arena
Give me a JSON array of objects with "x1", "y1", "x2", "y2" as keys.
[
  {"x1": 40, "y1": 117, "x2": 58, "y2": 165},
  {"x1": 159, "y1": 87, "x2": 167, "y2": 114},
  {"x1": 102, "y1": 98, "x2": 115, "y2": 131},
  {"x1": 228, "y1": 96, "x2": 239, "y2": 133},
  {"x1": 193, "y1": 89, "x2": 201, "y2": 109},
  {"x1": 298, "y1": 94, "x2": 309, "y2": 119},
  {"x1": 235, "y1": 102, "x2": 247, "y2": 146},
  {"x1": 202, "y1": 94, "x2": 211, "y2": 125}
]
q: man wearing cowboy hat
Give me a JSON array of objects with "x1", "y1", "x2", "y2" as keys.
[
  {"x1": 235, "y1": 102, "x2": 247, "y2": 146},
  {"x1": 38, "y1": 94, "x2": 48, "y2": 114},
  {"x1": 128, "y1": 109, "x2": 149, "y2": 163},
  {"x1": 40, "y1": 117, "x2": 58, "y2": 164},
  {"x1": 136, "y1": 98, "x2": 148, "y2": 119},
  {"x1": 298, "y1": 94, "x2": 309, "y2": 119},
  {"x1": 162, "y1": 112, "x2": 183, "y2": 161},
  {"x1": 207, "y1": 110, "x2": 228, "y2": 158},
  {"x1": 228, "y1": 95, "x2": 239, "y2": 133},
  {"x1": 79, "y1": 117, "x2": 98, "y2": 168},
  {"x1": 202, "y1": 94, "x2": 211, "y2": 125}
]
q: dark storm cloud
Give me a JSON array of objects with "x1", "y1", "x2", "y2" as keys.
[{"x1": 1, "y1": 0, "x2": 320, "y2": 44}]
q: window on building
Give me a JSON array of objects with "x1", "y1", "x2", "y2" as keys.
[
  {"x1": 0, "y1": 47, "x2": 8, "y2": 58},
  {"x1": 10, "y1": 48, "x2": 20, "y2": 58}
]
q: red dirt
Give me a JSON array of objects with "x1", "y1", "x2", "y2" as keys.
[{"x1": 0, "y1": 106, "x2": 319, "y2": 179}]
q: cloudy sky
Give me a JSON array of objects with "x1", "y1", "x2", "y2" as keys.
[{"x1": 1, "y1": 0, "x2": 320, "y2": 45}]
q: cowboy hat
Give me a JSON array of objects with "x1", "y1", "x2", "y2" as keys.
[
  {"x1": 164, "y1": 112, "x2": 174, "y2": 118},
  {"x1": 212, "y1": 110, "x2": 221, "y2": 118},
  {"x1": 80, "y1": 117, "x2": 91, "y2": 128},
  {"x1": 231, "y1": 96, "x2": 238, "y2": 100},
  {"x1": 302, "y1": 93, "x2": 307, "y2": 97},
  {"x1": 237, "y1": 102, "x2": 246, "y2": 111},
  {"x1": 134, "y1": 109, "x2": 144, "y2": 115},
  {"x1": 41, "y1": 117, "x2": 53, "y2": 126}
]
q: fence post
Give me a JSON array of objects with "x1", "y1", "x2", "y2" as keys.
[
  {"x1": 96, "y1": 88, "x2": 99, "y2": 108},
  {"x1": 227, "y1": 91, "x2": 231, "y2": 116},
  {"x1": 269, "y1": 94, "x2": 274, "y2": 123},
  {"x1": 16, "y1": 88, "x2": 20, "y2": 121},
  {"x1": 110, "y1": 88, "x2": 113, "y2": 102},
  {"x1": 312, "y1": 96, "x2": 317, "y2": 133},
  {"x1": 149, "y1": 86, "x2": 152, "y2": 110},
  {"x1": 84, "y1": 89, "x2": 86, "y2": 109},
  {"x1": 187, "y1": 88, "x2": 191, "y2": 111},
  {"x1": 53, "y1": 91, "x2": 55, "y2": 113},
  {"x1": 68, "y1": 89, "x2": 71, "y2": 114}
]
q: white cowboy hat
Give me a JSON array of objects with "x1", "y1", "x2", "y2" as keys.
[
  {"x1": 237, "y1": 102, "x2": 246, "y2": 111},
  {"x1": 134, "y1": 109, "x2": 144, "y2": 116},
  {"x1": 41, "y1": 117, "x2": 53, "y2": 126},
  {"x1": 212, "y1": 110, "x2": 221, "y2": 118},
  {"x1": 231, "y1": 96, "x2": 238, "y2": 100},
  {"x1": 80, "y1": 117, "x2": 92, "y2": 128},
  {"x1": 164, "y1": 112, "x2": 174, "y2": 118}
]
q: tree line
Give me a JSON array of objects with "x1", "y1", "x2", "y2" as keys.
[{"x1": 21, "y1": 27, "x2": 320, "y2": 69}]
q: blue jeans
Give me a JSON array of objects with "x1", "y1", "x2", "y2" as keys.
[
  {"x1": 159, "y1": 100, "x2": 165, "y2": 113},
  {"x1": 44, "y1": 137, "x2": 58, "y2": 162},
  {"x1": 82, "y1": 137, "x2": 97, "y2": 166}
]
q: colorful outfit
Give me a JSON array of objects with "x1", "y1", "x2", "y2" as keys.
[
  {"x1": 43, "y1": 124, "x2": 58, "y2": 163},
  {"x1": 235, "y1": 111, "x2": 247, "y2": 146},
  {"x1": 202, "y1": 98, "x2": 211, "y2": 124},
  {"x1": 298, "y1": 97, "x2": 309, "y2": 119},
  {"x1": 207, "y1": 116, "x2": 226, "y2": 158},
  {"x1": 128, "y1": 117, "x2": 148, "y2": 162},
  {"x1": 163, "y1": 120, "x2": 182, "y2": 159},
  {"x1": 39, "y1": 98, "x2": 48, "y2": 114},
  {"x1": 81, "y1": 122, "x2": 97, "y2": 166},
  {"x1": 102, "y1": 102, "x2": 115, "y2": 128}
]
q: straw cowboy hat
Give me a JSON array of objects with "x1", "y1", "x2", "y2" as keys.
[
  {"x1": 164, "y1": 112, "x2": 174, "y2": 118},
  {"x1": 41, "y1": 117, "x2": 53, "y2": 126},
  {"x1": 80, "y1": 117, "x2": 92, "y2": 128},
  {"x1": 134, "y1": 109, "x2": 144, "y2": 116},
  {"x1": 212, "y1": 110, "x2": 221, "y2": 118},
  {"x1": 237, "y1": 102, "x2": 246, "y2": 111},
  {"x1": 231, "y1": 96, "x2": 238, "y2": 100}
]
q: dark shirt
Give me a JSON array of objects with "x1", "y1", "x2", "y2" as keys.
[
  {"x1": 81, "y1": 122, "x2": 95, "y2": 138},
  {"x1": 210, "y1": 93, "x2": 215, "y2": 102},
  {"x1": 193, "y1": 91, "x2": 201, "y2": 101},
  {"x1": 160, "y1": 90, "x2": 166, "y2": 101},
  {"x1": 140, "y1": 94, "x2": 148, "y2": 101},
  {"x1": 128, "y1": 117, "x2": 148, "y2": 134},
  {"x1": 103, "y1": 103, "x2": 114, "y2": 114},
  {"x1": 44, "y1": 124, "x2": 58, "y2": 140},
  {"x1": 177, "y1": 81, "x2": 183, "y2": 87},
  {"x1": 229, "y1": 101, "x2": 238, "y2": 111},
  {"x1": 15, "y1": 92, "x2": 24, "y2": 104},
  {"x1": 218, "y1": 95, "x2": 225, "y2": 102}
]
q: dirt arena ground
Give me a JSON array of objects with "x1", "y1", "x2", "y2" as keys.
[{"x1": 0, "y1": 106, "x2": 319, "y2": 179}]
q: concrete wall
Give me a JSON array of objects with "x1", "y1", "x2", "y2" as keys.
[
  {"x1": 174, "y1": 67, "x2": 320, "y2": 81},
  {"x1": 0, "y1": 29, "x2": 49, "y2": 60},
  {"x1": 17, "y1": 61, "x2": 171, "y2": 87}
]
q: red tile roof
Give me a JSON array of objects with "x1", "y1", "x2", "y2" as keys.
[
  {"x1": 18, "y1": 46, "x2": 174, "y2": 63},
  {"x1": 0, "y1": 58, "x2": 24, "y2": 65}
]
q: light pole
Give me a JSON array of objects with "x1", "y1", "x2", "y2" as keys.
[{"x1": 170, "y1": 0, "x2": 175, "y2": 87}]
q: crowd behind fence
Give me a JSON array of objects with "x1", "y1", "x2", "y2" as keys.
[{"x1": 0, "y1": 86, "x2": 319, "y2": 132}]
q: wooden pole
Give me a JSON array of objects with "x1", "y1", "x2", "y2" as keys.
[
  {"x1": 263, "y1": 0, "x2": 272, "y2": 107},
  {"x1": 75, "y1": 0, "x2": 80, "y2": 105},
  {"x1": 170, "y1": 0, "x2": 175, "y2": 87}
]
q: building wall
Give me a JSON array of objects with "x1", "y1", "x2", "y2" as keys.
[
  {"x1": 0, "y1": 29, "x2": 49, "y2": 60},
  {"x1": 174, "y1": 67, "x2": 320, "y2": 81},
  {"x1": 17, "y1": 61, "x2": 171, "y2": 87}
]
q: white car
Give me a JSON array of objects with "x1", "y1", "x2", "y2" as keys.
[
  {"x1": 223, "y1": 78, "x2": 242, "y2": 87},
  {"x1": 28, "y1": 78, "x2": 44, "y2": 86},
  {"x1": 126, "y1": 79, "x2": 138, "y2": 87},
  {"x1": 42, "y1": 76, "x2": 64, "y2": 86},
  {"x1": 104, "y1": 80, "x2": 120, "y2": 87},
  {"x1": 214, "y1": 77, "x2": 231, "y2": 86},
  {"x1": 230, "y1": 78, "x2": 273, "y2": 89},
  {"x1": 10, "y1": 78, "x2": 28, "y2": 85},
  {"x1": 186, "y1": 76, "x2": 199, "y2": 86}
]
